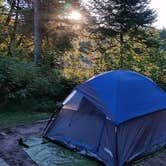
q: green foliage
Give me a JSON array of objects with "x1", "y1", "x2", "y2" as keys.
[
  {"x1": 159, "y1": 28, "x2": 166, "y2": 51},
  {"x1": 0, "y1": 55, "x2": 77, "y2": 111},
  {"x1": 91, "y1": 0, "x2": 156, "y2": 34},
  {"x1": 30, "y1": 99, "x2": 57, "y2": 112},
  {"x1": 0, "y1": 0, "x2": 166, "y2": 117}
]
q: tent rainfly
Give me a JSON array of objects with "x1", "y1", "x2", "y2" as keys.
[{"x1": 44, "y1": 70, "x2": 166, "y2": 166}]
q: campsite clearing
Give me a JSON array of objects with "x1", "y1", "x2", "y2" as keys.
[{"x1": 0, "y1": 121, "x2": 166, "y2": 166}]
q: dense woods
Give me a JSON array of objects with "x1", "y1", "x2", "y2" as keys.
[{"x1": 0, "y1": 0, "x2": 166, "y2": 111}]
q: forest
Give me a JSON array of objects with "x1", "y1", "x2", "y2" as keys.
[
  {"x1": 0, "y1": 1, "x2": 166, "y2": 166},
  {"x1": 0, "y1": 0, "x2": 166, "y2": 114}
]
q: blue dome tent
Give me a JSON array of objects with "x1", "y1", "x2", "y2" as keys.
[{"x1": 44, "y1": 70, "x2": 166, "y2": 166}]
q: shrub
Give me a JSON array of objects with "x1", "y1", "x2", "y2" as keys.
[{"x1": 0, "y1": 55, "x2": 77, "y2": 111}]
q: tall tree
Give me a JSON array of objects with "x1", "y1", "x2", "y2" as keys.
[
  {"x1": 8, "y1": 0, "x2": 20, "y2": 55},
  {"x1": 90, "y1": 0, "x2": 156, "y2": 67},
  {"x1": 33, "y1": 0, "x2": 41, "y2": 64}
]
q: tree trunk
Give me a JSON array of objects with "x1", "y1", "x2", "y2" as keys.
[
  {"x1": 5, "y1": 0, "x2": 16, "y2": 26},
  {"x1": 12, "y1": 0, "x2": 20, "y2": 41},
  {"x1": 8, "y1": 0, "x2": 20, "y2": 55},
  {"x1": 34, "y1": 0, "x2": 41, "y2": 64},
  {"x1": 119, "y1": 32, "x2": 124, "y2": 68}
]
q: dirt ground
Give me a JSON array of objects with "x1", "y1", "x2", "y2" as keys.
[
  {"x1": 0, "y1": 122, "x2": 166, "y2": 166},
  {"x1": 0, "y1": 122, "x2": 47, "y2": 166}
]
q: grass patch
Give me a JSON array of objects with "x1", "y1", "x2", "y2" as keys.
[{"x1": 0, "y1": 102, "x2": 52, "y2": 126}]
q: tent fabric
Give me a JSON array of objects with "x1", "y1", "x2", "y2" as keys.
[
  {"x1": 77, "y1": 70, "x2": 166, "y2": 124},
  {"x1": 45, "y1": 70, "x2": 166, "y2": 166},
  {"x1": 117, "y1": 110, "x2": 166, "y2": 166},
  {"x1": 46, "y1": 100, "x2": 105, "y2": 150},
  {"x1": 62, "y1": 90, "x2": 84, "y2": 110},
  {"x1": 45, "y1": 109, "x2": 166, "y2": 166}
]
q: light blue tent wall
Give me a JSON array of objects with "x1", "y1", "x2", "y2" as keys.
[{"x1": 45, "y1": 70, "x2": 166, "y2": 166}]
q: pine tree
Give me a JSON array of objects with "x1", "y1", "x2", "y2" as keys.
[{"x1": 91, "y1": 0, "x2": 156, "y2": 67}]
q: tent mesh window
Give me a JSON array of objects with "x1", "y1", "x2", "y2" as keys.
[
  {"x1": 63, "y1": 90, "x2": 83, "y2": 111},
  {"x1": 62, "y1": 93, "x2": 105, "y2": 151}
]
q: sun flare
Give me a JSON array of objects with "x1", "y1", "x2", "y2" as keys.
[{"x1": 69, "y1": 11, "x2": 82, "y2": 20}]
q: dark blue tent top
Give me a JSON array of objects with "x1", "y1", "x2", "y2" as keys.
[{"x1": 77, "y1": 70, "x2": 166, "y2": 124}]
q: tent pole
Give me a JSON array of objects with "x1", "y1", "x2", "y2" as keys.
[
  {"x1": 115, "y1": 125, "x2": 119, "y2": 166},
  {"x1": 42, "y1": 104, "x2": 63, "y2": 136}
]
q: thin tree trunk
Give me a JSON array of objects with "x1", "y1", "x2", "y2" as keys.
[
  {"x1": 8, "y1": 0, "x2": 20, "y2": 55},
  {"x1": 119, "y1": 32, "x2": 124, "y2": 68},
  {"x1": 5, "y1": 0, "x2": 15, "y2": 26},
  {"x1": 34, "y1": 0, "x2": 41, "y2": 64},
  {"x1": 12, "y1": 0, "x2": 20, "y2": 41}
]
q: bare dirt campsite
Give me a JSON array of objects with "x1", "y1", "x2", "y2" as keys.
[{"x1": 0, "y1": 122, "x2": 166, "y2": 166}]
